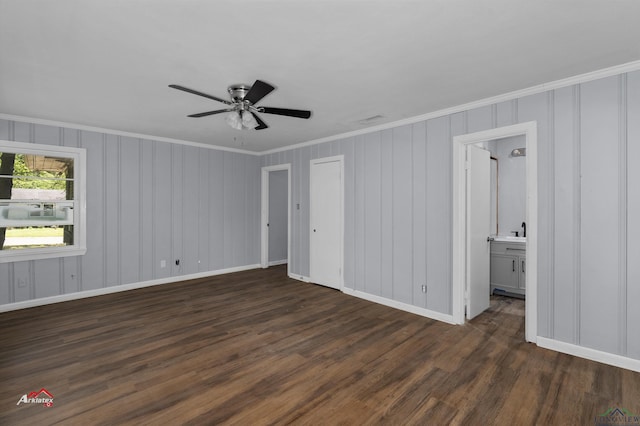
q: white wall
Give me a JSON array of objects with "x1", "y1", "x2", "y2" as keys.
[
  {"x1": 0, "y1": 120, "x2": 261, "y2": 307},
  {"x1": 262, "y1": 69, "x2": 640, "y2": 362}
]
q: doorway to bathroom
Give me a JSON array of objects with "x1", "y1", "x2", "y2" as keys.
[{"x1": 452, "y1": 122, "x2": 538, "y2": 343}]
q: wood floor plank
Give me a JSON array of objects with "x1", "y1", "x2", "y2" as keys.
[{"x1": 1, "y1": 265, "x2": 639, "y2": 425}]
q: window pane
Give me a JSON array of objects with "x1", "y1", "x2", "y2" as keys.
[
  {"x1": 0, "y1": 201, "x2": 74, "y2": 226},
  {"x1": 0, "y1": 176, "x2": 70, "y2": 200},
  {"x1": 1, "y1": 225, "x2": 70, "y2": 250},
  {"x1": 0, "y1": 153, "x2": 71, "y2": 177}
]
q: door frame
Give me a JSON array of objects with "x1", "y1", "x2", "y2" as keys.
[
  {"x1": 452, "y1": 122, "x2": 538, "y2": 343},
  {"x1": 309, "y1": 155, "x2": 344, "y2": 290},
  {"x1": 261, "y1": 164, "x2": 291, "y2": 273}
]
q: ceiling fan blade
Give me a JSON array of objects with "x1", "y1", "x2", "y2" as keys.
[
  {"x1": 244, "y1": 80, "x2": 275, "y2": 105},
  {"x1": 251, "y1": 112, "x2": 269, "y2": 130},
  {"x1": 169, "y1": 84, "x2": 231, "y2": 105},
  {"x1": 260, "y1": 107, "x2": 311, "y2": 119},
  {"x1": 187, "y1": 109, "x2": 232, "y2": 118}
]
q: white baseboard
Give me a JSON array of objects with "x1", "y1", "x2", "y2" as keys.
[
  {"x1": 537, "y1": 337, "x2": 640, "y2": 373},
  {"x1": 286, "y1": 274, "x2": 456, "y2": 324},
  {"x1": 0, "y1": 264, "x2": 261, "y2": 313},
  {"x1": 268, "y1": 259, "x2": 288, "y2": 266},
  {"x1": 342, "y1": 287, "x2": 458, "y2": 325}
]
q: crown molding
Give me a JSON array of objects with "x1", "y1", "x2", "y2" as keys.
[
  {"x1": 261, "y1": 59, "x2": 640, "y2": 155},
  {"x1": 3, "y1": 60, "x2": 640, "y2": 157},
  {"x1": 0, "y1": 113, "x2": 260, "y2": 156}
]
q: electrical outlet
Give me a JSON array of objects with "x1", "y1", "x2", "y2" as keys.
[{"x1": 17, "y1": 278, "x2": 27, "y2": 288}]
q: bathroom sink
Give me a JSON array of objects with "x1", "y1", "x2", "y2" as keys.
[{"x1": 493, "y1": 236, "x2": 526, "y2": 243}]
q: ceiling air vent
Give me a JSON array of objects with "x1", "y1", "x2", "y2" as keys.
[{"x1": 356, "y1": 115, "x2": 385, "y2": 125}]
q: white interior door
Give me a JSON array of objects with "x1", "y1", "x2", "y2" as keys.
[
  {"x1": 467, "y1": 145, "x2": 491, "y2": 319},
  {"x1": 310, "y1": 157, "x2": 343, "y2": 289}
]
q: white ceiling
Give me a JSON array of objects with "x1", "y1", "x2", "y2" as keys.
[{"x1": 1, "y1": 1, "x2": 639, "y2": 152}]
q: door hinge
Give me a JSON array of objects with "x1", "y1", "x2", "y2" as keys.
[{"x1": 464, "y1": 161, "x2": 470, "y2": 170}]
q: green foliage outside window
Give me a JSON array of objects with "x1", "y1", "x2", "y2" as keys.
[{"x1": 0, "y1": 154, "x2": 67, "y2": 190}]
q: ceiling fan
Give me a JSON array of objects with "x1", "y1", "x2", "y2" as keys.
[{"x1": 169, "y1": 79, "x2": 311, "y2": 130}]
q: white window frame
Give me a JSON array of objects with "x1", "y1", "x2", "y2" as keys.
[{"x1": 0, "y1": 140, "x2": 87, "y2": 263}]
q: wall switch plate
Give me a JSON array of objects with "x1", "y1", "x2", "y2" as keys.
[
  {"x1": 17, "y1": 278, "x2": 27, "y2": 288},
  {"x1": 421, "y1": 285, "x2": 427, "y2": 293}
]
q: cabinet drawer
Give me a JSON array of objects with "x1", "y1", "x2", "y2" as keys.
[{"x1": 490, "y1": 241, "x2": 526, "y2": 255}]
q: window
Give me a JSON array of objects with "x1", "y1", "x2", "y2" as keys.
[{"x1": 0, "y1": 140, "x2": 86, "y2": 262}]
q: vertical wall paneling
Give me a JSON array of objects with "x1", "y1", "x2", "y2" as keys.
[
  {"x1": 209, "y1": 150, "x2": 224, "y2": 271},
  {"x1": 140, "y1": 140, "x2": 154, "y2": 281},
  {"x1": 354, "y1": 137, "x2": 366, "y2": 291},
  {"x1": 119, "y1": 137, "x2": 141, "y2": 285},
  {"x1": 153, "y1": 142, "x2": 173, "y2": 279},
  {"x1": 572, "y1": 86, "x2": 582, "y2": 345},
  {"x1": 0, "y1": 263, "x2": 9, "y2": 303},
  {"x1": 81, "y1": 131, "x2": 106, "y2": 290},
  {"x1": 618, "y1": 75, "x2": 628, "y2": 356},
  {"x1": 12, "y1": 121, "x2": 31, "y2": 143},
  {"x1": 546, "y1": 92, "x2": 556, "y2": 338},
  {"x1": 342, "y1": 138, "x2": 362, "y2": 290},
  {"x1": 198, "y1": 148, "x2": 210, "y2": 272},
  {"x1": 293, "y1": 149, "x2": 301, "y2": 273},
  {"x1": 426, "y1": 116, "x2": 453, "y2": 314},
  {"x1": 171, "y1": 144, "x2": 183, "y2": 276},
  {"x1": 467, "y1": 105, "x2": 493, "y2": 133},
  {"x1": 380, "y1": 129, "x2": 394, "y2": 300},
  {"x1": 13, "y1": 261, "x2": 30, "y2": 302},
  {"x1": 627, "y1": 70, "x2": 640, "y2": 358},
  {"x1": 222, "y1": 152, "x2": 234, "y2": 267},
  {"x1": 34, "y1": 258, "x2": 60, "y2": 298},
  {"x1": 391, "y1": 125, "x2": 413, "y2": 304},
  {"x1": 104, "y1": 135, "x2": 120, "y2": 286},
  {"x1": 496, "y1": 100, "x2": 517, "y2": 127},
  {"x1": 33, "y1": 123, "x2": 60, "y2": 146},
  {"x1": 0, "y1": 119, "x2": 10, "y2": 139},
  {"x1": 411, "y1": 122, "x2": 427, "y2": 308},
  {"x1": 299, "y1": 146, "x2": 311, "y2": 277},
  {"x1": 182, "y1": 146, "x2": 200, "y2": 274},
  {"x1": 364, "y1": 132, "x2": 382, "y2": 296},
  {"x1": 249, "y1": 155, "x2": 261, "y2": 264},
  {"x1": 518, "y1": 91, "x2": 551, "y2": 336},
  {"x1": 579, "y1": 76, "x2": 620, "y2": 353},
  {"x1": 552, "y1": 86, "x2": 577, "y2": 343}
]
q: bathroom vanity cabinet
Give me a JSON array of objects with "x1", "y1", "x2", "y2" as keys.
[{"x1": 490, "y1": 241, "x2": 526, "y2": 297}]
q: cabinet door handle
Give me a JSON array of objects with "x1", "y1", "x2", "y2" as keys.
[
  {"x1": 512, "y1": 259, "x2": 515, "y2": 272},
  {"x1": 522, "y1": 260, "x2": 525, "y2": 273}
]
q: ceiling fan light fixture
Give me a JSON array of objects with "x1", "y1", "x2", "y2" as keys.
[
  {"x1": 170, "y1": 79, "x2": 311, "y2": 131},
  {"x1": 225, "y1": 111, "x2": 243, "y2": 130},
  {"x1": 241, "y1": 111, "x2": 258, "y2": 129}
]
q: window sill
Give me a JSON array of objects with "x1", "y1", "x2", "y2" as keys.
[{"x1": 0, "y1": 247, "x2": 87, "y2": 263}]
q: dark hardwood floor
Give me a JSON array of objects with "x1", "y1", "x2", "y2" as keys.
[{"x1": 1, "y1": 265, "x2": 639, "y2": 425}]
